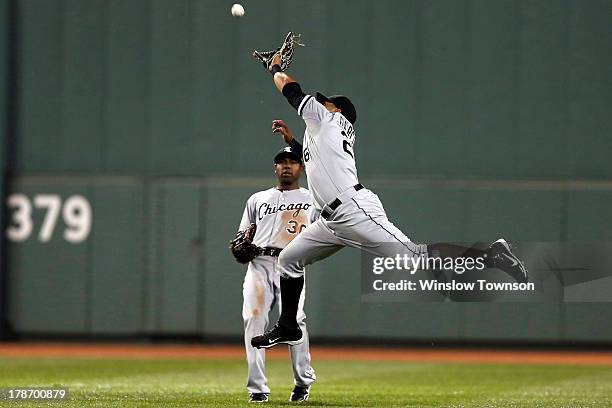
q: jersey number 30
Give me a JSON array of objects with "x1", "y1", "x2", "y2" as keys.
[{"x1": 286, "y1": 220, "x2": 306, "y2": 234}]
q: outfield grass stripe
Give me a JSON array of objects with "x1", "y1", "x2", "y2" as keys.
[{"x1": 1, "y1": 358, "x2": 611, "y2": 407}]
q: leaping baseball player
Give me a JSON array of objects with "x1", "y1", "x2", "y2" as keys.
[
  {"x1": 250, "y1": 33, "x2": 528, "y2": 349},
  {"x1": 229, "y1": 146, "x2": 316, "y2": 403}
]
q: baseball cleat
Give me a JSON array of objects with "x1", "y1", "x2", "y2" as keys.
[
  {"x1": 251, "y1": 323, "x2": 303, "y2": 349},
  {"x1": 487, "y1": 238, "x2": 529, "y2": 283},
  {"x1": 289, "y1": 385, "x2": 310, "y2": 403},
  {"x1": 249, "y1": 393, "x2": 269, "y2": 403}
]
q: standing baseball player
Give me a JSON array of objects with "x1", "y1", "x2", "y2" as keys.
[
  {"x1": 230, "y1": 146, "x2": 316, "y2": 403},
  {"x1": 250, "y1": 33, "x2": 529, "y2": 349}
]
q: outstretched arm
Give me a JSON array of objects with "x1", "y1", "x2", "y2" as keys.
[
  {"x1": 268, "y1": 54, "x2": 307, "y2": 112},
  {"x1": 269, "y1": 53, "x2": 296, "y2": 92}
]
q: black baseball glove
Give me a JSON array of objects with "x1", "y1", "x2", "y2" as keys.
[
  {"x1": 229, "y1": 223, "x2": 263, "y2": 264},
  {"x1": 252, "y1": 31, "x2": 304, "y2": 72}
]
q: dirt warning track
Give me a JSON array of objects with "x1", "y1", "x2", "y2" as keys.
[{"x1": 1, "y1": 343, "x2": 612, "y2": 366}]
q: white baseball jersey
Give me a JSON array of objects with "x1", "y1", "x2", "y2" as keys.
[
  {"x1": 297, "y1": 95, "x2": 359, "y2": 210},
  {"x1": 239, "y1": 187, "x2": 315, "y2": 249}
]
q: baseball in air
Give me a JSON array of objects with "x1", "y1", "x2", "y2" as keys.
[{"x1": 231, "y1": 4, "x2": 245, "y2": 17}]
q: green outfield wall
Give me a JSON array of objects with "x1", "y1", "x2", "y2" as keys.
[
  {"x1": 0, "y1": 0, "x2": 12, "y2": 339},
  {"x1": 2, "y1": 0, "x2": 612, "y2": 342}
]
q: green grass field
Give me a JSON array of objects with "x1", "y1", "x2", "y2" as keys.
[{"x1": 1, "y1": 357, "x2": 611, "y2": 407}]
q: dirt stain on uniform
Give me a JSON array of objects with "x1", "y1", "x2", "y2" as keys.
[{"x1": 252, "y1": 282, "x2": 265, "y2": 317}]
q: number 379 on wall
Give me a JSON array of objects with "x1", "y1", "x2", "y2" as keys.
[{"x1": 6, "y1": 194, "x2": 92, "y2": 244}]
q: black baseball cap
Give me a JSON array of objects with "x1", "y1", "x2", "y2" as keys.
[
  {"x1": 315, "y1": 92, "x2": 357, "y2": 124},
  {"x1": 274, "y1": 146, "x2": 301, "y2": 163}
]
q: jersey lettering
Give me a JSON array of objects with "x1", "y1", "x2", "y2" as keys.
[
  {"x1": 257, "y1": 202, "x2": 312, "y2": 221},
  {"x1": 338, "y1": 115, "x2": 355, "y2": 140}
]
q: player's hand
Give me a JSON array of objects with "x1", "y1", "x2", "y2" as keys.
[{"x1": 272, "y1": 120, "x2": 293, "y2": 144}]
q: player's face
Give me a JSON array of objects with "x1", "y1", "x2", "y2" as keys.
[
  {"x1": 323, "y1": 101, "x2": 341, "y2": 114},
  {"x1": 274, "y1": 157, "x2": 303, "y2": 185}
]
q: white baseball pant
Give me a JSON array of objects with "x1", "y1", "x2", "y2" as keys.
[
  {"x1": 278, "y1": 188, "x2": 428, "y2": 278},
  {"x1": 242, "y1": 256, "x2": 316, "y2": 394}
]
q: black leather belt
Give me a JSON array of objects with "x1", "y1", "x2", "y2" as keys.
[
  {"x1": 321, "y1": 183, "x2": 364, "y2": 220},
  {"x1": 261, "y1": 247, "x2": 282, "y2": 257}
]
